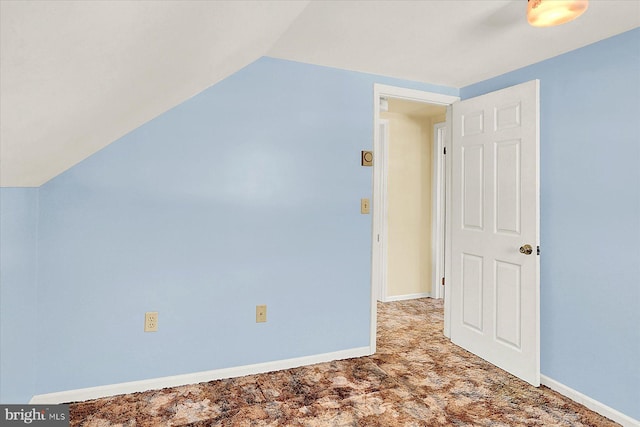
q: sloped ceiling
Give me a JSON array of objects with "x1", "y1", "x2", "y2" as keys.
[
  {"x1": 0, "y1": 0, "x2": 310, "y2": 187},
  {"x1": 1, "y1": 1, "x2": 638, "y2": 187}
]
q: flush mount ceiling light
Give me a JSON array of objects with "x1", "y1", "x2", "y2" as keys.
[{"x1": 527, "y1": 0, "x2": 589, "y2": 27}]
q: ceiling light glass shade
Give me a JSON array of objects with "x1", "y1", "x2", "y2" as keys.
[{"x1": 527, "y1": 0, "x2": 589, "y2": 27}]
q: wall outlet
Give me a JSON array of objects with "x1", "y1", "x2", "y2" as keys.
[
  {"x1": 256, "y1": 305, "x2": 267, "y2": 323},
  {"x1": 145, "y1": 311, "x2": 158, "y2": 332}
]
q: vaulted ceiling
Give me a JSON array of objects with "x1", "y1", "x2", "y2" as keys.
[{"x1": 1, "y1": 1, "x2": 638, "y2": 187}]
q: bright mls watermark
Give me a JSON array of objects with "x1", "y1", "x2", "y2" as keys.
[{"x1": 0, "y1": 405, "x2": 69, "y2": 426}]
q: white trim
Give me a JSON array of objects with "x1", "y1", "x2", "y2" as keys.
[
  {"x1": 443, "y1": 105, "x2": 453, "y2": 338},
  {"x1": 372, "y1": 119, "x2": 389, "y2": 302},
  {"x1": 371, "y1": 84, "x2": 459, "y2": 352},
  {"x1": 374, "y1": 84, "x2": 459, "y2": 106},
  {"x1": 431, "y1": 122, "x2": 447, "y2": 300},
  {"x1": 383, "y1": 292, "x2": 431, "y2": 302},
  {"x1": 27, "y1": 350, "x2": 639, "y2": 426},
  {"x1": 541, "y1": 375, "x2": 640, "y2": 427},
  {"x1": 29, "y1": 347, "x2": 370, "y2": 405}
]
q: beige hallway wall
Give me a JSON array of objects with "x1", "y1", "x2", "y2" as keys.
[{"x1": 382, "y1": 110, "x2": 434, "y2": 298}]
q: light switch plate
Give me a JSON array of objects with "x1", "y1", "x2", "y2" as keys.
[
  {"x1": 256, "y1": 305, "x2": 267, "y2": 323},
  {"x1": 361, "y1": 198, "x2": 370, "y2": 214}
]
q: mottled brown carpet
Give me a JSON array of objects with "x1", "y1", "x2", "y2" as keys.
[{"x1": 70, "y1": 298, "x2": 618, "y2": 426}]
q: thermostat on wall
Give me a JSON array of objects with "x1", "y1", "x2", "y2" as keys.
[{"x1": 361, "y1": 150, "x2": 373, "y2": 166}]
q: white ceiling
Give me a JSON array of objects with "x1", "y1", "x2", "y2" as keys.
[{"x1": 1, "y1": 1, "x2": 638, "y2": 187}]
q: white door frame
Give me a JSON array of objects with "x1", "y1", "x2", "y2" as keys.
[
  {"x1": 432, "y1": 122, "x2": 447, "y2": 301},
  {"x1": 373, "y1": 119, "x2": 389, "y2": 302},
  {"x1": 370, "y1": 84, "x2": 459, "y2": 352}
]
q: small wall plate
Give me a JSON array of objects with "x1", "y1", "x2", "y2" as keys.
[{"x1": 361, "y1": 151, "x2": 373, "y2": 166}]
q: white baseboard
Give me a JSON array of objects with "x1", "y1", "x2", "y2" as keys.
[
  {"x1": 30, "y1": 346, "x2": 371, "y2": 405},
  {"x1": 31, "y1": 350, "x2": 637, "y2": 426},
  {"x1": 383, "y1": 292, "x2": 431, "y2": 302},
  {"x1": 541, "y1": 375, "x2": 639, "y2": 427}
]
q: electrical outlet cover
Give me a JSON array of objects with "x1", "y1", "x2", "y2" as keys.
[{"x1": 145, "y1": 311, "x2": 158, "y2": 332}]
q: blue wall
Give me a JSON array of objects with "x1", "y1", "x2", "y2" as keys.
[
  {"x1": 31, "y1": 58, "x2": 456, "y2": 395},
  {"x1": 0, "y1": 188, "x2": 39, "y2": 403},
  {"x1": 462, "y1": 28, "x2": 640, "y2": 419}
]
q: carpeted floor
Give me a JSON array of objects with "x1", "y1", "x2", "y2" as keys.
[{"x1": 70, "y1": 298, "x2": 618, "y2": 426}]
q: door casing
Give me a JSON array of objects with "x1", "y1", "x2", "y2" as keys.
[
  {"x1": 373, "y1": 119, "x2": 389, "y2": 302},
  {"x1": 432, "y1": 122, "x2": 447, "y2": 301},
  {"x1": 370, "y1": 84, "x2": 459, "y2": 352}
]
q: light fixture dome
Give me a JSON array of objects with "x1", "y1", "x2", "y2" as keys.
[{"x1": 527, "y1": 0, "x2": 589, "y2": 27}]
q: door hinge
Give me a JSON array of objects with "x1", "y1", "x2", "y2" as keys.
[
  {"x1": 377, "y1": 234, "x2": 380, "y2": 242},
  {"x1": 441, "y1": 277, "x2": 445, "y2": 286},
  {"x1": 443, "y1": 147, "x2": 447, "y2": 155},
  {"x1": 537, "y1": 245, "x2": 540, "y2": 255}
]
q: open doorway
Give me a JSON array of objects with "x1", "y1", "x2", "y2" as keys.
[
  {"x1": 378, "y1": 99, "x2": 446, "y2": 301},
  {"x1": 371, "y1": 81, "x2": 541, "y2": 388},
  {"x1": 369, "y1": 84, "x2": 459, "y2": 352}
]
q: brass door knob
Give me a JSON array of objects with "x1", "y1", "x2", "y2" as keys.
[{"x1": 519, "y1": 244, "x2": 533, "y2": 255}]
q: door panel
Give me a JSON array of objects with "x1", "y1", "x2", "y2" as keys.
[
  {"x1": 495, "y1": 102, "x2": 521, "y2": 130},
  {"x1": 495, "y1": 140, "x2": 521, "y2": 234},
  {"x1": 463, "y1": 111, "x2": 484, "y2": 136},
  {"x1": 462, "y1": 145, "x2": 484, "y2": 230},
  {"x1": 450, "y1": 80, "x2": 540, "y2": 386},
  {"x1": 494, "y1": 260, "x2": 521, "y2": 349},
  {"x1": 462, "y1": 253, "x2": 484, "y2": 332}
]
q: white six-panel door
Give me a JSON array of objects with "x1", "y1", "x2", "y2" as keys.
[{"x1": 450, "y1": 80, "x2": 540, "y2": 386}]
